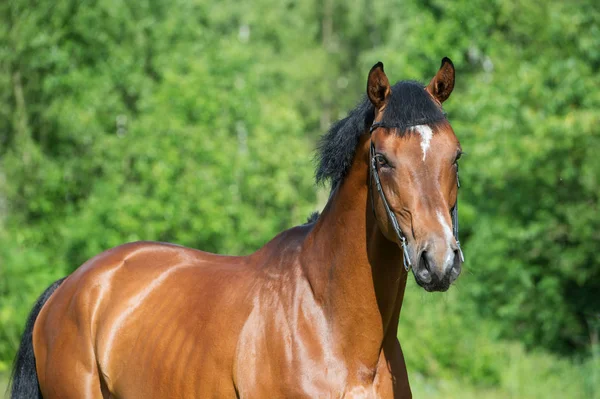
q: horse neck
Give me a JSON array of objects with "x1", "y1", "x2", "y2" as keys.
[{"x1": 301, "y1": 134, "x2": 408, "y2": 367}]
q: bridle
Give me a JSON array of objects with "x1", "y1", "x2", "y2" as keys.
[{"x1": 368, "y1": 121, "x2": 465, "y2": 272}]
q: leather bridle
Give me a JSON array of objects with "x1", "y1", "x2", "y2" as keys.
[{"x1": 368, "y1": 121, "x2": 464, "y2": 272}]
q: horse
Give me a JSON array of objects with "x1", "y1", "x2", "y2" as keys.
[{"x1": 10, "y1": 57, "x2": 464, "y2": 398}]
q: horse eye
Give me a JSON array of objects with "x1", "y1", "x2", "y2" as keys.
[
  {"x1": 453, "y1": 151, "x2": 463, "y2": 166},
  {"x1": 376, "y1": 154, "x2": 389, "y2": 167}
]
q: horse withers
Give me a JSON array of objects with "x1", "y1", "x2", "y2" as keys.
[{"x1": 11, "y1": 57, "x2": 464, "y2": 398}]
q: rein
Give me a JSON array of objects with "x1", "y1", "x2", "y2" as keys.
[{"x1": 368, "y1": 122, "x2": 464, "y2": 272}]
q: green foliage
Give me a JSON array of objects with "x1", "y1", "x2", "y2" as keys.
[
  {"x1": 400, "y1": 281, "x2": 600, "y2": 398},
  {"x1": 1, "y1": 372, "x2": 8, "y2": 398},
  {"x1": 451, "y1": 0, "x2": 600, "y2": 353},
  {"x1": 1, "y1": 0, "x2": 598, "y2": 395}
]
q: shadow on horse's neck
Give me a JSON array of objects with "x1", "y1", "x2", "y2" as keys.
[{"x1": 302, "y1": 134, "x2": 408, "y2": 363}]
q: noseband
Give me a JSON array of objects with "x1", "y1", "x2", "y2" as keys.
[{"x1": 369, "y1": 122, "x2": 464, "y2": 272}]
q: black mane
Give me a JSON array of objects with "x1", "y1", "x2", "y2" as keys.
[{"x1": 315, "y1": 80, "x2": 446, "y2": 187}]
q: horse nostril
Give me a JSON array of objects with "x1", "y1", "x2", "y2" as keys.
[
  {"x1": 419, "y1": 251, "x2": 431, "y2": 270},
  {"x1": 417, "y1": 251, "x2": 432, "y2": 283},
  {"x1": 450, "y1": 250, "x2": 462, "y2": 282}
]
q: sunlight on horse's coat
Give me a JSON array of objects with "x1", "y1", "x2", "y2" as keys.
[{"x1": 99, "y1": 263, "x2": 196, "y2": 368}]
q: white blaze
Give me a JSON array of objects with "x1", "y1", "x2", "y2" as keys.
[
  {"x1": 414, "y1": 124, "x2": 433, "y2": 161},
  {"x1": 436, "y1": 210, "x2": 455, "y2": 269}
]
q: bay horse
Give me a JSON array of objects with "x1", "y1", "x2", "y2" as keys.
[{"x1": 10, "y1": 57, "x2": 464, "y2": 398}]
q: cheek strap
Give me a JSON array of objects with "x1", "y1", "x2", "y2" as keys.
[{"x1": 369, "y1": 140, "x2": 412, "y2": 272}]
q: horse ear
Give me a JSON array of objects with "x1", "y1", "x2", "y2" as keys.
[
  {"x1": 367, "y1": 62, "x2": 391, "y2": 110},
  {"x1": 426, "y1": 57, "x2": 455, "y2": 103}
]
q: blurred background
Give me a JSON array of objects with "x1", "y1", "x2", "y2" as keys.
[{"x1": 1, "y1": 0, "x2": 599, "y2": 397}]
